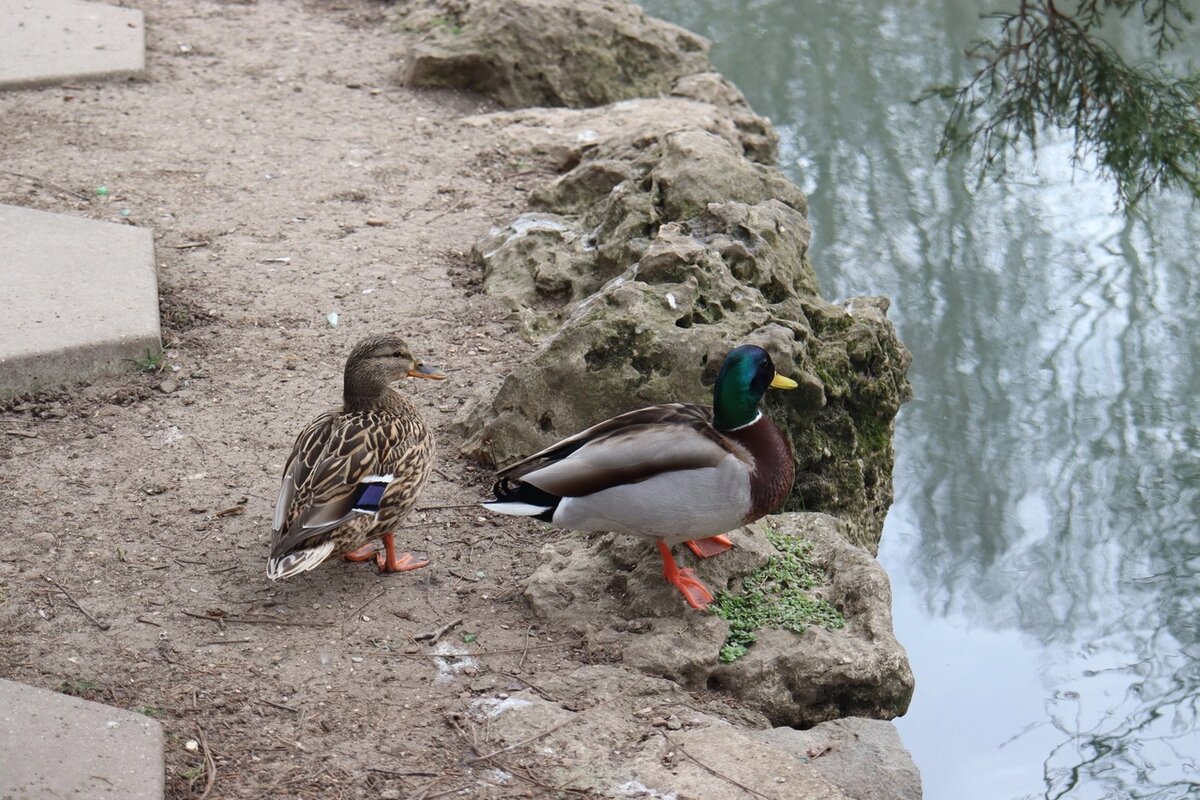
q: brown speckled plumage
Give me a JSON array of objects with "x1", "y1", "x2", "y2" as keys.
[{"x1": 267, "y1": 335, "x2": 440, "y2": 580}]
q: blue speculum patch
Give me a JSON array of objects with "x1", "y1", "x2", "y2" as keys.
[{"x1": 353, "y1": 482, "x2": 386, "y2": 511}]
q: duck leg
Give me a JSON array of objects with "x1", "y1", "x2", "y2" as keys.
[
  {"x1": 375, "y1": 532, "x2": 430, "y2": 573},
  {"x1": 685, "y1": 534, "x2": 733, "y2": 559},
  {"x1": 343, "y1": 542, "x2": 380, "y2": 562},
  {"x1": 656, "y1": 540, "x2": 714, "y2": 610}
]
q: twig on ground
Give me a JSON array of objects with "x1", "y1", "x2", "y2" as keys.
[
  {"x1": 256, "y1": 698, "x2": 299, "y2": 713},
  {"x1": 367, "y1": 766, "x2": 437, "y2": 778},
  {"x1": 195, "y1": 723, "x2": 217, "y2": 800},
  {"x1": 270, "y1": 731, "x2": 307, "y2": 752},
  {"x1": 518, "y1": 624, "x2": 532, "y2": 670},
  {"x1": 395, "y1": 640, "x2": 579, "y2": 660},
  {"x1": 11, "y1": 444, "x2": 53, "y2": 457},
  {"x1": 465, "y1": 677, "x2": 645, "y2": 765},
  {"x1": 43, "y1": 575, "x2": 109, "y2": 630},
  {"x1": 182, "y1": 610, "x2": 226, "y2": 631},
  {"x1": 344, "y1": 587, "x2": 388, "y2": 626},
  {"x1": 182, "y1": 609, "x2": 323, "y2": 627},
  {"x1": 135, "y1": 616, "x2": 162, "y2": 627},
  {"x1": 414, "y1": 617, "x2": 462, "y2": 644},
  {"x1": 415, "y1": 503, "x2": 480, "y2": 512},
  {"x1": 3, "y1": 430, "x2": 40, "y2": 439},
  {"x1": 198, "y1": 638, "x2": 251, "y2": 646},
  {"x1": 1, "y1": 169, "x2": 90, "y2": 200},
  {"x1": 493, "y1": 671, "x2": 557, "y2": 703},
  {"x1": 661, "y1": 732, "x2": 778, "y2": 800},
  {"x1": 447, "y1": 569, "x2": 479, "y2": 583}
]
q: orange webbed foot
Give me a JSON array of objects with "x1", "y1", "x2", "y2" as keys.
[
  {"x1": 669, "y1": 567, "x2": 716, "y2": 609},
  {"x1": 685, "y1": 534, "x2": 733, "y2": 559},
  {"x1": 656, "y1": 540, "x2": 715, "y2": 610},
  {"x1": 343, "y1": 542, "x2": 380, "y2": 562},
  {"x1": 376, "y1": 532, "x2": 430, "y2": 574}
]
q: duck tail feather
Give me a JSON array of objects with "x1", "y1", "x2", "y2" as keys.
[
  {"x1": 267, "y1": 540, "x2": 336, "y2": 581},
  {"x1": 483, "y1": 479, "x2": 559, "y2": 522}
]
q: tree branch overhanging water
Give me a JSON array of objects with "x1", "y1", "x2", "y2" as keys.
[{"x1": 920, "y1": 0, "x2": 1200, "y2": 210}]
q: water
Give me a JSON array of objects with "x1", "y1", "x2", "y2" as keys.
[{"x1": 640, "y1": 2, "x2": 1200, "y2": 797}]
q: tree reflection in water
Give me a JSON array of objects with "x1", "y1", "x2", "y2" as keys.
[{"x1": 641, "y1": 2, "x2": 1200, "y2": 798}]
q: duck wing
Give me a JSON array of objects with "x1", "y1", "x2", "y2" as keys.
[
  {"x1": 498, "y1": 403, "x2": 738, "y2": 498},
  {"x1": 270, "y1": 411, "x2": 414, "y2": 559}
]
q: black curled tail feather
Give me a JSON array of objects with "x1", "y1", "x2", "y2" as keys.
[{"x1": 489, "y1": 478, "x2": 561, "y2": 523}]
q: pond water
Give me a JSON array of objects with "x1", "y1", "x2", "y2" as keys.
[{"x1": 640, "y1": 2, "x2": 1200, "y2": 798}]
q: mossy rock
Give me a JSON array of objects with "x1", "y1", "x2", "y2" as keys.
[
  {"x1": 398, "y1": 0, "x2": 712, "y2": 109},
  {"x1": 522, "y1": 512, "x2": 914, "y2": 727},
  {"x1": 459, "y1": 201, "x2": 910, "y2": 548}
]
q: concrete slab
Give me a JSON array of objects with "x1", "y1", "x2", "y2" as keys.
[
  {"x1": 0, "y1": 678, "x2": 164, "y2": 799},
  {"x1": 0, "y1": 0, "x2": 145, "y2": 91},
  {"x1": 0, "y1": 204, "x2": 160, "y2": 397}
]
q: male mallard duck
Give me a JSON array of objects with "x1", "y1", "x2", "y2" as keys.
[
  {"x1": 267, "y1": 334, "x2": 445, "y2": 581},
  {"x1": 483, "y1": 344, "x2": 798, "y2": 609}
]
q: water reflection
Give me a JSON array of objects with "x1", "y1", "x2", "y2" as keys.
[{"x1": 643, "y1": 1, "x2": 1200, "y2": 797}]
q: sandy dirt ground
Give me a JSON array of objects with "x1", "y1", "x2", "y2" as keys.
[{"x1": 0, "y1": 1, "x2": 657, "y2": 797}]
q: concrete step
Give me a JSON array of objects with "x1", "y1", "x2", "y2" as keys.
[
  {"x1": 0, "y1": 678, "x2": 164, "y2": 799},
  {"x1": 0, "y1": 204, "x2": 160, "y2": 397},
  {"x1": 0, "y1": 0, "x2": 145, "y2": 91}
]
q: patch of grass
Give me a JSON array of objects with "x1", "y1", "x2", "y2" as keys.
[
  {"x1": 132, "y1": 706, "x2": 166, "y2": 718},
  {"x1": 180, "y1": 765, "x2": 204, "y2": 781},
  {"x1": 130, "y1": 349, "x2": 165, "y2": 374},
  {"x1": 57, "y1": 678, "x2": 99, "y2": 697},
  {"x1": 429, "y1": 15, "x2": 463, "y2": 34},
  {"x1": 710, "y1": 528, "x2": 844, "y2": 662}
]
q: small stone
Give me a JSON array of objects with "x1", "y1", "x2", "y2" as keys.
[
  {"x1": 665, "y1": 716, "x2": 682, "y2": 731},
  {"x1": 158, "y1": 379, "x2": 178, "y2": 394},
  {"x1": 184, "y1": 739, "x2": 199, "y2": 751},
  {"x1": 366, "y1": 218, "x2": 387, "y2": 227}
]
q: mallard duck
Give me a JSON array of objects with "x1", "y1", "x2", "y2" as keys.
[
  {"x1": 483, "y1": 344, "x2": 798, "y2": 609},
  {"x1": 267, "y1": 334, "x2": 446, "y2": 581}
]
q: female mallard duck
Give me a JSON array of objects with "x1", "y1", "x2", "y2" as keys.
[
  {"x1": 267, "y1": 334, "x2": 446, "y2": 581},
  {"x1": 483, "y1": 344, "x2": 798, "y2": 609}
]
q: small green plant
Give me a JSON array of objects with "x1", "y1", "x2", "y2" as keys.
[
  {"x1": 429, "y1": 15, "x2": 463, "y2": 34},
  {"x1": 180, "y1": 765, "x2": 205, "y2": 782},
  {"x1": 132, "y1": 706, "x2": 165, "y2": 718},
  {"x1": 57, "y1": 678, "x2": 99, "y2": 697},
  {"x1": 130, "y1": 349, "x2": 165, "y2": 374},
  {"x1": 710, "y1": 528, "x2": 845, "y2": 662}
]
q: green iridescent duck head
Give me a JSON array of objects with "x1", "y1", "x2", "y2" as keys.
[{"x1": 712, "y1": 345, "x2": 797, "y2": 431}]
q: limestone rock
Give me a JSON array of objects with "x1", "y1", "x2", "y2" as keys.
[
  {"x1": 461, "y1": 148, "x2": 910, "y2": 543},
  {"x1": 756, "y1": 718, "x2": 922, "y2": 800},
  {"x1": 449, "y1": 15, "x2": 911, "y2": 548},
  {"x1": 398, "y1": 0, "x2": 711, "y2": 109},
  {"x1": 461, "y1": 95, "x2": 777, "y2": 172},
  {"x1": 458, "y1": 664, "x2": 853, "y2": 799},
  {"x1": 521, "y1": 513, "x2": 914, "y2": 728},
  {"x1": 671, "y1": 71, "x2": 779, "y2": 163},
  {"x1": 474, "y1": 213, "x2": 594, "y2": 337}
]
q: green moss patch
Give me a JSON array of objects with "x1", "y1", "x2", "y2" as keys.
[{"x1": 710, "y1": 529, "x2": 845, "y2": 662}]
